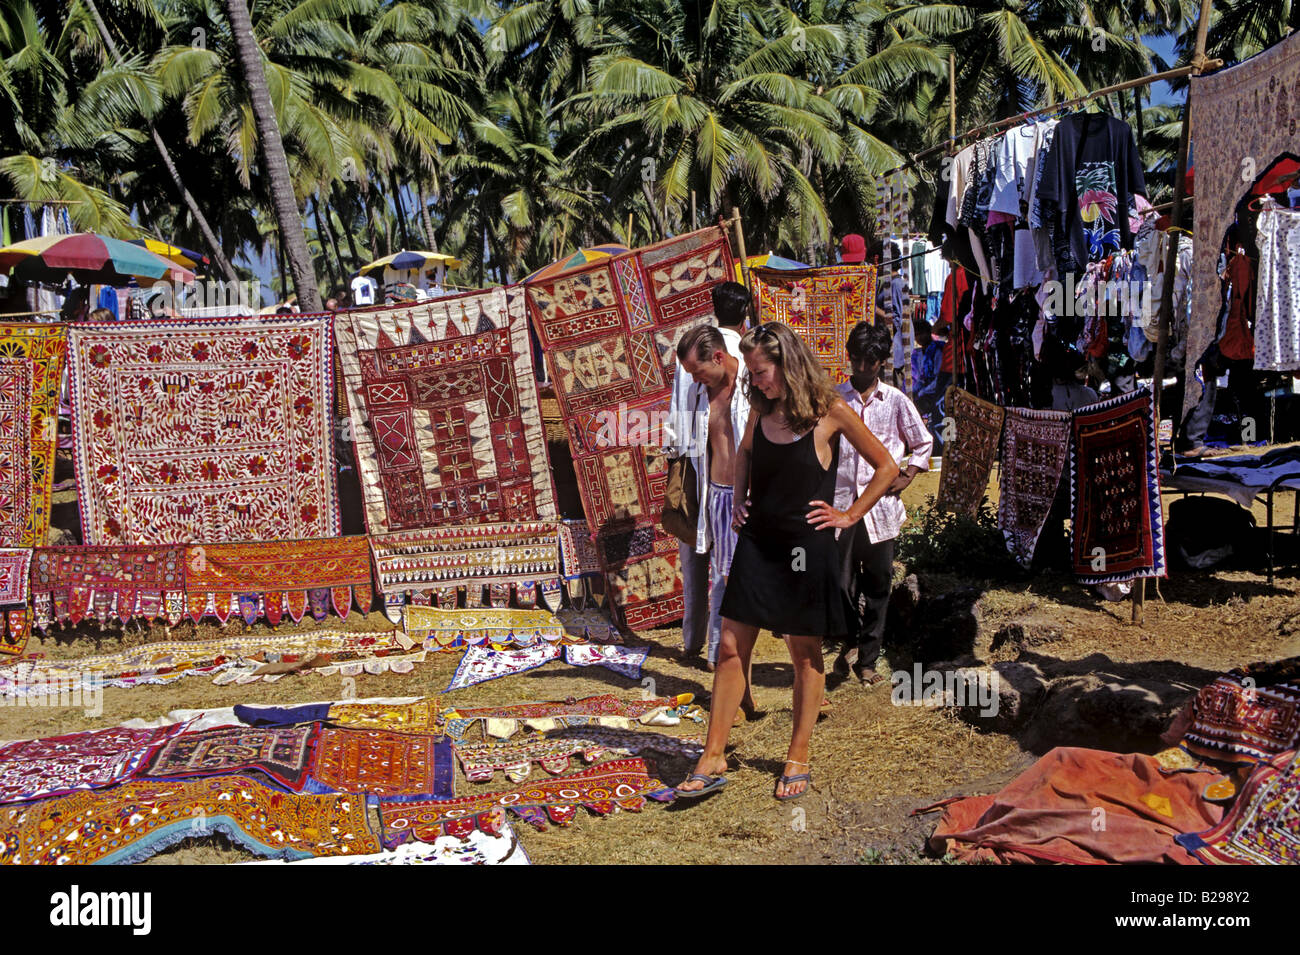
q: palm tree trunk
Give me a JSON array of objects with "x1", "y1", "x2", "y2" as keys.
[
  {"x1": 334, "y1": 189, "x2": 362, "y2": 267},
  {"x1": 319, "y1": 200, "x2": 346, "y2": 284},
  {"x1": 416, "y1": 180, "x2": 437, "y2": 253},
  {"x1": 82, "y1": 0, "x2": 240, "y2": 284},
  {"x1": 388, "y1": 170, "x2": 412, "y2": 249},
  {"x1": 312, "y1": 201, "x2": 338, "y2": 293},
  {"x1": 221, "y1": 0, "x2": 321, "y2": 311}
]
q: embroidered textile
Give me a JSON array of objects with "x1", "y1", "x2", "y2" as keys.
[
  {"x1": 335, "y1": 288, "x2": 556, "y2": 534},
  {"x1": 1186, "y1": 32, "x2": 1300, "y2": 418},
  {"x1": 370, "y1": 521, "x2": 562, "y2": 622},
  {"x1": 243, "y1": 825, "x2": 529, "y2": 865},
  {"x1": 136, "y1": 723, "x2": 320, "y2": 792},
  {"x1": 1070, "y1": 388, "x2": 1166, "y2": 584},
  {"x1": 380, "y1": 757, "x2": 671, "y2": 842},
  {"x1": 444, "y1": 644, "x2": 562, "y2": 692},
  {"x1": 310, "y1": 728, "x2": 452, "y2": 798},
  {"x1": 751, "y1": 266, "x2": 877, "y2": 384},
  {"x1": 0, "y1": 723, "x2": 187, "y2": 803},
  {"x1": 997, "y1": 408, "x2": 1072, "y2": 567},
  {"x1": 0, "y1": 776, "x2": 379, "y2": 864},
  {"x1": 328, "y1": 700, "x2": 442, "y2": 736},
  {"x1": 209, "y1": 630, "x2": 423, "y2": 685},
  {"x1": 0, "y1": 548, "x2": 31, "y2": 655},
  {"x1": 456, "y1": 729, "x2": 703, "y2": 783},
  {"x1": 558, "y1": 517, "x2": 605, "y2": 604},
  {"x1": 1180, "y1": 659, "x2": 1300, "y2": 764},
  {"x1": 67, "y1": 317, "x2": 339, "y2": 544},
  {"x1": 1177, "y1": 750, "x2": 1300, "y2": 864},
  {"x1": 563, "y1": 643, "x2": 648, "y2": 680},
  {"x1": 526, "y1": 227, "x2": 735, "y2": 629},
  {"x1": 556, "y1": 607, "x2": 621, "y2": 644},
  {"x1": 936, "y1": 387, "x2": 1005, "y2": 515},
  {"x1": 31, "y1": 545, "x2": 184, "y2": 630},
  {"x1": 403, "y1": 606, "x2": 569, "y2": 650},
  {"x1": 0, "y1": 323, "x2": 65, "y2": 547},
  {"x1": 183, "y1": 537, "x2": 372, "y2": 625},
  {"x1": 446, "y1": 692, "x2": 694, "y2": 740}
]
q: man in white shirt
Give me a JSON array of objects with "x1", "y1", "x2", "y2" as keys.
[
  {"x1": 663, "y1": 282, "x2": 750, "y2": 668},
  {"x1": 833, "y1": 322, "x2": 933, "y2": 686}
]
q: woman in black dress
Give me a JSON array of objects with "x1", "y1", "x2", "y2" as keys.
[{"x1": 676, "y1": 322, "x2": 899, "y2": 800}]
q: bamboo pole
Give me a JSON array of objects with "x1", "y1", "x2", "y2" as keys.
[
  {"x1": 948, "y1": 53, "x2": 957, "y2": 143},
  {"x1": 732, "y1": 206, "x2": 752, "y2": 299}
]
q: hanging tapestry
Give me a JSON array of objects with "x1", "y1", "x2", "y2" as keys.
[
  {"x1": 1178, "y1": 659, "x2": 1300, "y2": 765},
  {"x1": 67, "y1": 317, "x2": 339, "y2": 545},
  {"x1": 369, "y1": 521, "x2": 562, "y2": 622},
  {"x1": 0, "y1": 776, "x2": 380, "y2": 865},
  {"x1": 379, "y1": 757, "x2": 673, "y2": 842},
  {"x1": 327, "y1": 700, "x2": 443, "y2": 736},
  {"x1": 0, "y1": 323, "x2": 65, "y2": 547},
  {"x1": 242, "y1": 824, "x2": 530, "y2": 865},
  {"x1": 556, "y1": 607, "x2": 620, "y2": 644},
  {"x1": 310, "y1": 728, "x2": 453, "y2": 798},
  {"x1": 0, "y1": 548, "x2": 31, "y2": 655},
  {"x1": 563, "y1": 643, "x2": 649, "y2": 680},
  {"x1": 751, "y1": 265, "x2": 877, "y2": 384},
  {"x1": 456, "y1": 729, "x2": 704, "y2": 784},
  {"x1": 1070, "y1": 388, "x2": 1166, "y2": 584},
  {"x1": 336, "y1": 287, "x2": 556, "y2": 534},
  {"x1": 403, "y1": 606, "x2": 569, "y2": 651},
  {"x1": 182, "y1": 536, "x2": 372, "y2": 625},
  {"x1": 444, "y1": 643, "x2": 562, "y2": 692},
  {"x1": 0, "y1": 722, "x2": 188, "y2": 804},
  {"x1": 525, "y1": 227, "x2": 736, "y2": 630},
  {"x1": 31, "y1": 545, "x2": 185, "y2": 630},
  {"x1": 1185, "y1": 31, "x2": 1300, "y2": 419},
  {"x1": 209, "y1": 630, "x2": 424, "y2": 685},
  {"x1": 997, "y1": 408, "x2": 1072, "y2": 567},
  {"x1": 558, "y1": 518, "x2": 605, "y2": 605},
  {"x1": 1177, "y1": 749, "x2": 1300, "y2": 864},
  {"x1": 135, "y1": 723, "x2": 321, "y2": 792},
  {"x1": 936, "y1": 387, "x2": 1005, "y2": 515}
]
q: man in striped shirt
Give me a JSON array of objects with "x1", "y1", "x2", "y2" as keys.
[{"x1": 833, "y1": 322, "x2": 933, "y2": 686}]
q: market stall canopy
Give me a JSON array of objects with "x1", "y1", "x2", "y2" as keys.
[
  {"x1": 356, "y1": 250, "x2": 463, "y2": 277},
  {"x1": 523, "y1": 245, "x2": 629, "y2": 283},
  {"x1": 735, "y1": 252, "x2": 809, "y2": 282},
  {"x1": 0, "y1": 233, "x2": 195, "y2": 284},
  {"x1": 127, "y1": 238, "x2": 209, "y2": 271}
]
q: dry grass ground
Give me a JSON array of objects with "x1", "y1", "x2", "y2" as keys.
[{"x1": 9, "y1": 467, "x2": 1299, "y2": 864}]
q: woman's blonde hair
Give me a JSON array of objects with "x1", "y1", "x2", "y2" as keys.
[{"x1": 740, "y1": 321, "x2": 839, "y2": 434}]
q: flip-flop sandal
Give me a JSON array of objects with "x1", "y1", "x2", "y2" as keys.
[
  {"x1": 675, "y1": 773, "x2": 727, "y2": 799},
  {"x1": 775, "y1": 772, "x2": 812, "y2": 801}
]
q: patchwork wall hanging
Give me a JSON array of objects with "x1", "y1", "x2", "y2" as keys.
[
  {"x1": 379, "y1": 757, "x2": 673, "y2": 842},
  {"x1": 209, "y1": 630, "x2": 424, "y2": 685},
  {"x1": 525, "y1": 226, "x2": 736, "y2": 630},
  {"x1": 0, "y1": 776, "x2": 380, "y2": 865},
  {"x1": 936, "y1": 387, "x2": 1004, "y2": 515},
  {"x1": 997, "y1": 408, "x2": 1072, "y2": 567},
  {"x1": 1069, "y1": 388, "x2": 1166, "y2": 585},
  {"x1": 558, "y1": 518, "x2": 605, "y2": 606},
  {"x1": 0, "y1": 722, "x2": 189, "y2": 804},
  {"x1": 67, "y1": 317, "x2": 339, "y2": 544},
  {"x1": 402, "y1": 605, "x2": 570, "y2": 650},
  {"x1": 335, "y1": 288, "x2": 556, "y2": 534},
  {"x1": 369, "y1": 520, "x2": 562, "y2": 621},
  {"x1": 1178, "y1": 659, "x2": 1300, "y2": 765},
  {"x1": 751, "y1": 265, "x2": 877, "y2": 384},
  {"x1": 1177, "y1": 749, "x2": 1300, "y2": 865},
  {"x1": 0, "y1": 324, "x2": 65, "y2": 548},
  {"x1": 135, "y1": 723, "x2": 321, "y2": 792},
  {"x1": 0, "y1": 548, "x2": 31, "y2": 655},
  {"x1": 31, "y1": 544, "x2": 185, "y2": 630},
  {"x1": 327, "y1": 699, "x2": 443, "y2": 736},
  {"x1": 182, "y1": 536, "x2": 373, "y2": 625},
  {"x1": 455, "y1": 729, "x2": 704, "y2": 784},
  {"x1": 310, "y1": 728, "x2": 453, "y2": 798}
]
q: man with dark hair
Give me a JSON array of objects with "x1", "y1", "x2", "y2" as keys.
[
  {"x1": 833, "y1": 321, "x2": 932, "y2": 686},
  {"x1": 710, "y1": 281, "x2": 751, "y2": 330}
]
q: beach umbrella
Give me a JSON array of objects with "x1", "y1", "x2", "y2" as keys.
[
  {"x1": 0, "y1": 233, "x2": 195, "y2": 285},
  {"x1": 356, "y1": 250, "x2": 463, "y2": 277},
  {"x1": 735, "y1": 252, "x2": 809, "y2": 283},
  {"x1": 128, "y1": 238, "x2": 209, "y2": 271},
  {"x1": 523, "y1": 244, "x2": 630, "y2": 283}
]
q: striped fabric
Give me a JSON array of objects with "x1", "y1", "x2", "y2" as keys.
[{"x1": 707, "y1": 482, "x2": 736, "y2": 577}]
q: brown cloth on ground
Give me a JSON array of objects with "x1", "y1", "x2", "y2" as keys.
[{"x1": 927, "y1": 747, "x2": 1223, "y2": 864}]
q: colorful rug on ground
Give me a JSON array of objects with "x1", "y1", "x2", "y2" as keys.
[
  {"x1": 444, "y1": 643, "x2": 562, "y2": 692},
  {"x1": 455, "y1": 728, "x2": 704, "y2": 783},
  {"x1": 927, "y1": 747, "x2": 1223, "y2": 865},
  {"x1": 0, "y1": 776, "x2": 380, "y2": 864},
  {"x1": 31, "y1": 545, "x2": 185, "y2": 630},
  {"x1": 335, "y1": 288, "x2": 556, "y2": 534},
  {"x1": 1070, "y1": 388, "x2": 1166, "y2": 584},
  {"x1": 243, "y1": 824, "x2": 530, "y2": 865},
  {"x1": 1177, "y1": 750, "x2": 1300, "y2": 864},
  {"x1": 0, "y1": 548, "x2": 31, "y2": 655},
  {"x1": 380, "y1": 757, "x2": 673, "y2": 841},
  {"x1": 0, "y1": 723, "x2": 188, "y2": 804},
  {"x1": 67, "y1": 317, "x2": 339, "y2": 544},
  {"x1": 370, "y1": 521, "x2": 562, "y2": 621},
  {"x1": 310, "y1": 728, "x2": 453, "y2": 798},
  {"x1": 936, "y1": 387, "x2": 1005, "y2": 515},
  {"x1": 525, "y1": 227, "x2": 735, "y2": 629},
  {"x1": 751, "y1": 266, "x2": 876, "y2": 384},
  {"x1": 402, "y1": 606, "x2": 570, "y2": 650},
  {"x1": 997, "y1": 408, "x2": 1072, "y2": 567},
  {"x1": 443, "y1": 693, "x2": 697, "y2": 741},
  {"x1": 134, "y1": 723, "x2": 320, "y2": 792},
  {"x1": 0, "y1": 324, "x2": 65, "y2": 549},
  {"x1": 328, "y1": 700, "x2": 442, "y2": 736},
  {"x1": 182, "y1": 536, "x2": 372, "y2": 625},
  {"x1": 1177, "y1": 659, "x2": 1300, "y2": 764},
  {"x1": 563, "y1": 643, "x2": 648, "y2": 679}
]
